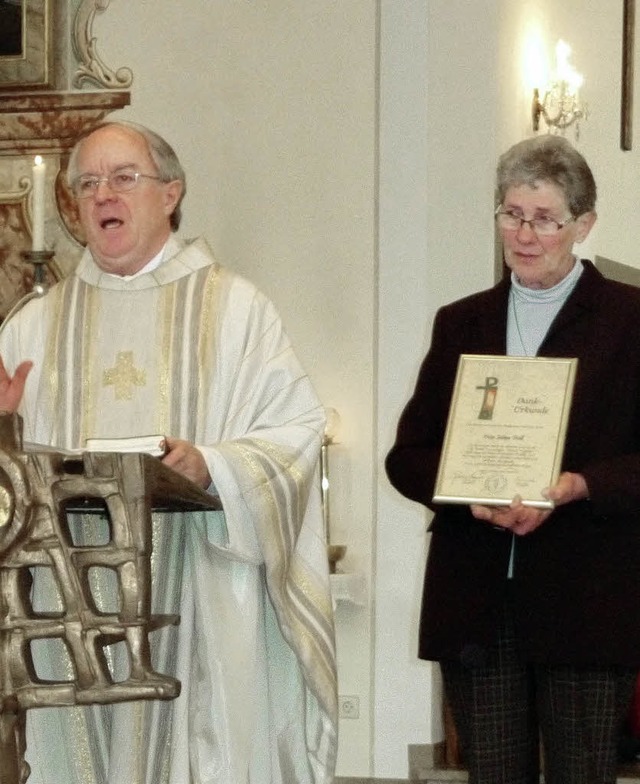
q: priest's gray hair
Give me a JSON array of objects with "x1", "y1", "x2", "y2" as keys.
[
  {"x1": 67, "y1": 121, "x2": 187, "y2": 231},
  {"x1": 496, "y1": 134, "x2": 596, "y2": 218}
]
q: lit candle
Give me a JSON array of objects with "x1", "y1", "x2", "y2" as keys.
[
  {"x1": 31, "y1": 155, "x2": 46, "y2": 251},
  {"x1": 556, "y1": 39, "x2": 583, "y2": 97}
]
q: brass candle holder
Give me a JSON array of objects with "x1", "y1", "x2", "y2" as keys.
[
  {"x1": 320, "y1": 408, "x2": 345, "y2": 574},
  {"x1": 20, "y1": 249, "x2": 55, "y2": 291},
  {"x1": 0, "y1": 251, "x2": 54, "y2": 338}
]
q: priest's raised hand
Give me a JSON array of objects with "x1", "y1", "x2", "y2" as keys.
[{"x1": 0, "y1": 355, "x2": 32, "y2": 413}]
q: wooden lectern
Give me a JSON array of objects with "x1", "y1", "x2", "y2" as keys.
[{"x1": 0, "y1": 413, "x2": 221, "y2": 784}]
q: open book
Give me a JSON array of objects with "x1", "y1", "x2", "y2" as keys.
[{"x1": 23, "y1": 435, "x2": 167, "y2": 458}]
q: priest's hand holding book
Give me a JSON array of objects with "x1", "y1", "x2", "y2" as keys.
[{"x1": 162, "y1": 436, "x2": 212, "y2": 489}]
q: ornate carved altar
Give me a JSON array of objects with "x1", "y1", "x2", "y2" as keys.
[{"x1": 0, "y1": 0, "x2": 132, "y2": 320}]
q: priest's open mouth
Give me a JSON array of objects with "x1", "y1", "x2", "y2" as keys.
[{"x1": 100, "y1": 218, "x2": 124, "y2": 229}]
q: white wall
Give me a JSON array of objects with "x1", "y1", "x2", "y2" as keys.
[
  {"x1": 376, "y1": 0, "x2": 498, "y2": 777},
  {"x1": 376, "y1": 2, "x2": 431, "y2": 774}
]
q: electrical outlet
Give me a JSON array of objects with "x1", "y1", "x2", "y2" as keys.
[{"x1": 339, "y1": 695, "x2": 360, "y2": 719}]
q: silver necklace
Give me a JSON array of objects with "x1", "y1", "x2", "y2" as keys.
[{"x1": 509, "y1": 289, "x2": 533, "y2": 357}]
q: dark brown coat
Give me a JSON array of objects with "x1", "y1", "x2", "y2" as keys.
[{"x1": 386, "y1": 260, "x2": 640, "y2": 667}]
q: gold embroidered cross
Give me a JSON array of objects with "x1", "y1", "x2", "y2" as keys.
[{"x1": 103, "y1": 351, "x2": 146, "y2": 400}]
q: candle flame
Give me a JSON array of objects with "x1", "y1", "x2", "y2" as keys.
[
  {"x1": 34, "y1": 155, "x2": 43, "y2": 166},
  {"x1": 554, "y1": 40, "x2": 583, "y2": 96},
  {"x1": 522, "y1": 24, "x2": 548, "y2": 92}
]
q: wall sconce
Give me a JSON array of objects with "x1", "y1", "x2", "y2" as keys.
[
  {"x1": 532, "y1": 40, "x2": 587, "y2": 137},
  {"x1": 320, "y1": 408, "x2": 345, "y2": 573}
]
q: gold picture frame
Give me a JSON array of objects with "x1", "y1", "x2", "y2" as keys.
[
  {"x1": 0, "y1": 0, "x2": 53, "y2": 90},
  {"x1": 433, "y1": 355, "x2": 578, "y2": 509}
]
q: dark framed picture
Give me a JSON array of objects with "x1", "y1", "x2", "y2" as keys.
[
  {"x1": 621, "y1": 0, "x2": 635, "y2": 150},
  {"x1": 0, "y1": 0, "x2": 53, "y2": 89}
]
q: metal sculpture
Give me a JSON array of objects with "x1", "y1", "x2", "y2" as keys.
[{"x1": 0, "y1": 413, "x2": 219, "y2": 783}]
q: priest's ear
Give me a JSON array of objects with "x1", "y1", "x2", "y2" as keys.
[{"x1": 162, "y1": 180, "x2": 183, "y2": 218}]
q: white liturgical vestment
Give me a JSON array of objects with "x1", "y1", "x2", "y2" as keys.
[{"x1": 0, "y1": 236, "x2": 337, "y2": 783}]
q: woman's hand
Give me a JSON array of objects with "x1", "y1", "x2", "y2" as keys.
[
  {"x1": 470, "y1": 471, "x2": 589, "y2": 536},
  {"x1": 0, "y1": 356, "x2": 32, "y2": 413},
  {"x1": 162, "y1": 436, "x2": 212, "y2": 489}
]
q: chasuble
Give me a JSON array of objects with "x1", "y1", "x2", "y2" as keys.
[{"x1": 0, "y1": 236, "x2": 337, "y2": 784}]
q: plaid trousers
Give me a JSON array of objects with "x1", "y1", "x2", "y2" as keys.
[{"x1": 440, "y1": 594, "x2": 637, "y2": 784}]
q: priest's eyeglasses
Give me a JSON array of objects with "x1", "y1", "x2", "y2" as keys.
[
  {"x1": 495, "y1": 206, "x2": 575, "y2": 237},
  {"x1": 72, "y1": 169, "x2": 162, "y2": 199}
]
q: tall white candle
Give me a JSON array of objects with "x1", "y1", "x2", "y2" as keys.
[{"x1": 31, "y1": 155, "x2": 46, "y2": 251}]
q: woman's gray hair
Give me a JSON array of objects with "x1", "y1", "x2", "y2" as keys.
[
  {"x1": 67, "y1": 121, "x2": 187, "y2": 231},
  {"x1": 496, "y1": 135, "x2": 596, "y2": 217}
]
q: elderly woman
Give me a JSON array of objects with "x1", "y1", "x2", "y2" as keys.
[{"x1": 386, "y1": 135, "x2": 640, "y2": 784}]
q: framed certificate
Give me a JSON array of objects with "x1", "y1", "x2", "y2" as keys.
[
  {"x1": 433, "y1": 355, "x2": 577, "y2": 508},
  {"x1": 0, "y1": 0, "x2": 53, "y2": 90}
]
